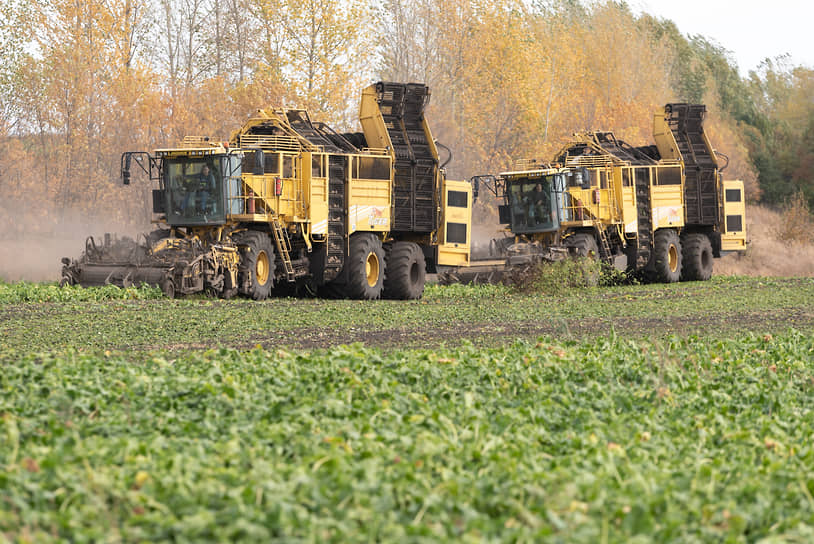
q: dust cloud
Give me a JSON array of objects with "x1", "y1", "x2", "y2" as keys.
[
  {"x1": 471, "y1": 220, "x2": 509, "y2": 259},
  {"x1": 716, "y1": 205, "x2": 814, "y2": 277},
  {"x1": 0, "y1": 203, "x2": 147, "y2": 282}
]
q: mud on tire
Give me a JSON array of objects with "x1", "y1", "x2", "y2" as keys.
[
  {"x1": 647, "y1": 229, "x2": 682, "y2": 283},
  {"x1": 323, "y1": 233, "x2": 385, "y2": 300},
  {"x1": 681, "y1": 232, "x2": 713, "y2": 281},
  {"x1": 237, "y1": 231, "x2": 275, "y2": 300},
  {"x1": 383, "y1": 241, "x2": 426, "y2": 300},
  {"x1": 565, "y1": 232, "x2": 600, "y2": 260}
]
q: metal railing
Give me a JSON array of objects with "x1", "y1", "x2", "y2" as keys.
[
  {"x1": 511, "y1": 158, "x2": 551, "y2": 171},
  {"x1": 239, "y1": 134, "x2": 303, "y2": 152},
  {"x1": 559, "y1": 185, "x2": 621, "y2": 225}
]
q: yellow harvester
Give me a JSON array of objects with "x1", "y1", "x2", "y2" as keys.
[
  {"x1": 61, "y1": 82, "x2": 473, "y2": 299},
  {"x1": 478, "y1": 103, "x2": 746, "y2": 282}
]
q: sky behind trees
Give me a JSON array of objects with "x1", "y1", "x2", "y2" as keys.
[{"x1": 638, "y1": 0, "x2": 814, "y2": 74}]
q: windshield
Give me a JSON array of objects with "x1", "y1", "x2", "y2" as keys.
[
  {"x1": 508, "y1": 176, "x2": 559, "y2": 232},
  {"x1": 163, "y1": 157, "x2": 226, "y2": 225}
]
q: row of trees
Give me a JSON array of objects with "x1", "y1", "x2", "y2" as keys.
[{"x1": 0, "y1": 0, "x2": 811, "y2": 236}]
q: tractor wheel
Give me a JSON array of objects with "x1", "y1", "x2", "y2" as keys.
[
  {"x1": 648, "y1": 229, "x2": 682, "y2": 283},
  {"x1": 238, "y1": 231, "x2": 274, "y2": 300},
  {"x1": 318, "y1": 279, "x2": 347, "y2": 299},
  {"x1": 383, "y1": 241, "x2": 426, "y2": 300},
  {"x1": 161, "y1": 277, "x2": 176, "y2": 299},
  {"x1": 565, "y1": 232, "x2": 599, "y2": 259},
  {"x1": 681, "y1": 233, "x2": 713, "y2": 281},
  {"x1": 331, "y1": 233, "x2": 384, "y2": 300},
  {"x1": 220, "y1": 270, "x2": 238, "y2": 300}
]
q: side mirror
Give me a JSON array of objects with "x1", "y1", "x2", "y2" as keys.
[
  {"x1": 121, "y1": 153, "x2": 132, "y2": 185},
  {"x1": 473, "y1": 178, "x2": 480, "y2": 203}
]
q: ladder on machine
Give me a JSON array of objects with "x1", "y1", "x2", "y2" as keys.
[
  {"x1": 271, "y1": 218, "x2": 295, "y2": 281},
  {"x1": 596, "y1": 226, "x2": 613, "y2": 263}
]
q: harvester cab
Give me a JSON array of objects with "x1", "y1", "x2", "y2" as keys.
[
  {"x1": 499, "y1": 170, "x2": 568, "y2": 234},
  {"x1": 121, "y1": 141, "x2": 244, "y2": 227}
]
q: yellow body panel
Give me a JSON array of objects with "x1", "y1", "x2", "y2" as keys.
[
  {"x1": 348, "y1": 184, "x2": 391, "y2": 233},
  {"x1": 438, "y1": 180, "x2": 472, "y2": 266},
  {"x1": 653, "y1": 106, "x2": 719, "y2": 169},
  {"x1": 721, "y1": 180, "x2": 747, "y2": 251},
  {"x1": 228, "y1": 150, "x2": 392, "y2": 239},
  {"x1": 564, "y1": 187, "x2": 613, "y2": 225},
  {"x1": 226, "y1": 105, "x2": 392, "y2": 242},
  {"x1": 305, "y1": 152, "x2": 329, "y2": 239},
  {"x1": 620, "y1": 185, "x2": 637, "y2": 233},
  {"x1": 653, "y1": 110, "x2": 681, "y2": 161},
  {"x1": 347, "y1": 154, "x2": 392, "y2": 234},
  {"x1": 359, "y1": 85, "x2": 391, "y2": 151},
  {"x1": 650, "y1": 185, "x2": 685, "y2": 229}
]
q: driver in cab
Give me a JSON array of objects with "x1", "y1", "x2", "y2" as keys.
[{"x1": 182, "y1": 163, "x2": 216, "y2": 215}]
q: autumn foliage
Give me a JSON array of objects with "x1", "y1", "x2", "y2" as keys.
[{"x1": 0, "y1": 0, "x2": 812, "y2": 245}]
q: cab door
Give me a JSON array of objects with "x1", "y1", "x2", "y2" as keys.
[
  {"x1": 305, "y1": 152, "x2": 329, "y2": 240},
  {"x1": 721, "y1": 180, "x2": 746, "y2": 251},
  {"x1": 438, "y1": 180, "x2": 471, "y2": 266}
]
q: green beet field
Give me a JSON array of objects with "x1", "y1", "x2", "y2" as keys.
[{"x1": 2, "y1": 277, "x2": 814, "y2": 542}]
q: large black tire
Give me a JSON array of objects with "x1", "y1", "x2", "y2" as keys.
[
  {"x1": 220, "y1": 270, "x2": 238, "y2": 300},
  {"x1": 681, "y1": 233, "x2": 713, "y2": 281},
  {"x1": 318, "y1": 279, "x2": 347, "y2": 299},
  {"x1": 565, "y1": 232, "x2": 599, "y2": 259},
  {"x1": 161, "y1": 277, "x2": 176, "y2": 299},
  {"x1": 648, "y1": 229, "x2": 682, "y2": 283},
  {"x1": 383, "y1": 241, "x2": 426, "y2": 300},
  {"x1": 326, "y1": 233, "x2": 385, "y2": 300},
  {"x1": 237, "y1": 231, "x2": 274, "y2": 300}
]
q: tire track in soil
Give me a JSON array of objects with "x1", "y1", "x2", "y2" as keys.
[{"x1": 241, "y1": 308, "x2": 814, "y2": 350}]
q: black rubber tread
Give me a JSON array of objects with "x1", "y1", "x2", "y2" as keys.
[
  {"x1": 341, "y1": 233, "x2": 385, "y2": 299},
  {"x1": 318, "y1": 278, "x2": 347, "y2": 299},
  {"x1": 383, "y1": 241, "x2": 426, "y2": 300},
  {"x1": 680, "y1": 232, "x2": 713, "y2": 281},
  {"x1": 565, "y1": 232, "x2": 599, "y2": 259},
  {"x1": 648, "y1": 229, "x2": 682, "y2": 283},
  {"x1": 161, "y1": 277, "x2": 176, "y2": 299},
  {"x1": 236, "y1": 230, "x2": 274, "y2": 300},
  {"x1": 320, "y1": 233, "x2": 385, "y2": 299},
  {"x1": 220, "y1": 270, "x2": 238, "y2": 300}
]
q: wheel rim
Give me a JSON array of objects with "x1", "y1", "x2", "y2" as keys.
[
  {"x1": 668, "y1": 245, "x2": 678, "y2": 272},
  {"x1": 256, "y1": 250, "x2": 270, "y2": 285},
  {"x1": 365, "y1": 252, "x2": 380, "y2": 287}
]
